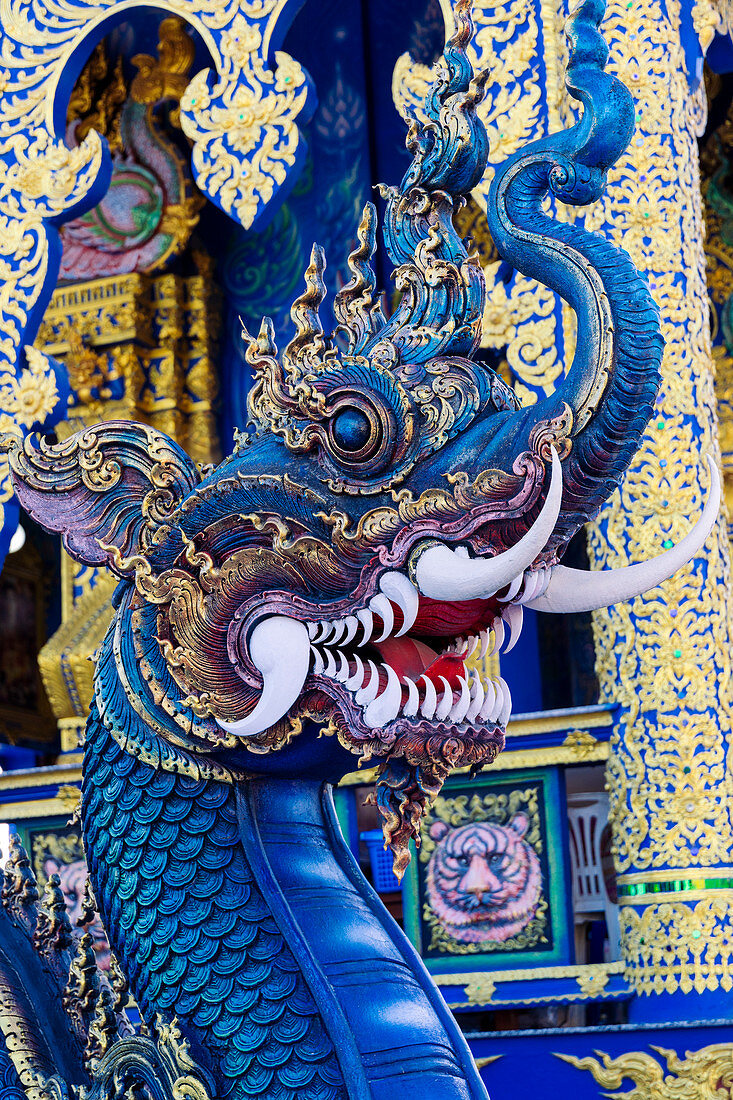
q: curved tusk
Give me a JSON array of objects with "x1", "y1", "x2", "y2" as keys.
[
  {"x1": 525, "y1": 456, "x2": 721, "y2": 614},
  {"x1": 217, "y1": 616, "x2": 310, "y2": 737},
  {"x1": 413, "y1": 450, "x2": 563, "y2": 602}
]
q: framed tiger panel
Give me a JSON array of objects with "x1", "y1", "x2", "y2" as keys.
[{"x1": 401, "y1": 767, "x2": 574, "y2": 973}]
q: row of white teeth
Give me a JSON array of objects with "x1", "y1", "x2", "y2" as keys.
[
  {"x1": 310, "y1": 649, "x2": 512, "y2": 730},
  {"x1": 306, "y1": 573, "x2": 419, "y2": 647},
  {"x1": 304, "y1": 571, "x2": 535, "y2": 653}
]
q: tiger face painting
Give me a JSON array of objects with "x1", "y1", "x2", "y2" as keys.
[{"x1": 425, "y1": 814, "x2": 542, "y2": 945}]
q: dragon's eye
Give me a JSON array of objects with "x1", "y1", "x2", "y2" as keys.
[
  {"x1": 325, "y1": 390, "x2": 393, "y2": 472},
  {"x1": 331, "y1": 407, "x2": 372, "y2": 452}
]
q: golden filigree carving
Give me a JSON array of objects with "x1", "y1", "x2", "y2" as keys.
[
  {"x1": 180, "y1": 10, "x2": 309, "y2": 228},
  {"x1": 619, "y1": 897, "x2": 733, "y2": 995},
  {"x1": 427, "y1": 0, "x2": 733, "y2": 996},
  {"x1": 35, "y1": 265, "x2": 220, "y2": 725},
  {"x1": 562, "y1": 730, "x2": 599, "y2": 759},
  {"x1": 436, "y1": 962, "x2": 624, "y2": 1007},
  {"x1": 558, "y1": 1042, "x2": 733, "y2": 1099}
]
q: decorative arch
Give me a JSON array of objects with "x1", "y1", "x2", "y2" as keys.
[{"x1": 0, "y1": 0, "x2": 313, "y2": 560}]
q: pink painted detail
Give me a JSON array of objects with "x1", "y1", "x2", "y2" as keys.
[
  {"x1": 59, "y1": 96, "x2": 199, "y2": 280},
  {"x1": 426, "y1": 815, "x2": 542, "y2": 944}
]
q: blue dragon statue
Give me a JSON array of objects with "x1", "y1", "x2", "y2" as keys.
[{"x1": 0, "y1": 1, "x2": 718, "y2": 1097}]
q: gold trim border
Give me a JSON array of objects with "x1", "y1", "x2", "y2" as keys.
[{"x1": 617, "y1": 866, "x2": 733, "y2": 885}]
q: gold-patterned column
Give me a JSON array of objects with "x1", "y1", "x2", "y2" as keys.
[
  {"x1": 405, "y1": 0, "x2": 733, "y2": 1008},
  {"x1": 582, "y1": 0, "x2": 733, "y2": 1006}
]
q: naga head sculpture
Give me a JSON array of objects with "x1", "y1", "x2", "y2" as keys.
[{"x1": 4, "y1": 0, "x2": 717, "y2": 873}]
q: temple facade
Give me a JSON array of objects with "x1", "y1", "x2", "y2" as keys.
[{"x1": 0, "y1": 0, "x2": 731, "y2": 1097}]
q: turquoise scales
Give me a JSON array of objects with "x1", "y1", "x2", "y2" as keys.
[{"x1": 4, "y1": 0, "x2": 716, "y2": 1097}]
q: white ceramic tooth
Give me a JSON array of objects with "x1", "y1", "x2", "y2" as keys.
[
  {"x1": 478, "y1": 677, "x2": 497, "y2": 721},
  {"x1": 491, "y1": 678, "x2": 507, "y2": 723},
  {"x1": 503, "y1": 604, "x2": 524, "y2": 653},
  {"x1": 216, "y1": 617, "x2": 310, "y2": 738},
  {"x1": 479, "y1": 629, "x2": 491, "y2": 659},
  {"x1": 312, "y1": 620, "x2": 331, "y2": 643},
  {"x1": 345, "y1": 653, "x2": 365, "y2": 690},
  {"x1": 435, "y1": 676, "x2": 454, "y2": 721},
  {"x1": 310, "y1": 646, "x2": 325, "y2": 675},
  {"x1": 335, "y1": 651, "x2": 350, "y2": 682},
  {"x1": 329, "y1": 619, "x2": 348, "y2": 645},
  {"x1": 403, "y1": 677, "x2": 420, "y2": 717},
  {"x1": 414, "y1": 451, "x2": 563, "y2": 601},
  {"x1": 491, "y1": 619, "x2": 505, "y2": 655},
  {"x1": 498, "y1": 574, "x2": 524, "y2": 603},
  {"x1": 498, "y1": 677, "x2": 512, "y2": 725},
  {"x1": 455, "y1": 636, "x2": 465, "y2": 654},
  {"x1": 516, "y1": 569, "x2": 542, "y2": 604},
  {"x1": 342, "y1": 615, "x2": 359, "y2": 645},
  {"x1": 364, "y1": 664, "x2": 402, "y2": 728},
  {"x1": 524, "y1": 457, "x2": 719, "y2": 614},
  {"x1": 355, "y1": 660, "x2": 380, "y2": 705},
  {"x1": 379, "y1": 571, "x2": 419, "y2": 636},
  {"x1": 450, "y1": 676, "x2": 471, "y2": 723},
  {"x1": 534, "y1": 566, "x2": 550, "y2": 600},
  {"x1": 307, "y1": 622, "x2": 318, "y2": 640},
  {"x1": 356, "y1": 607, "x2": 374, "y2": 646},
  {"x1": 323, "y1": 649, "x2": 337, "y2": 678},
  {"x1": 466, "y1": 635, "x2": 479, "y2": 659},
  {"x1": 466, "y1": 673, "x2": 485, "y2": 721},
  {"x1": 369, "y1": 593, "x2": 394, "y2": 642},
  {"x1": 419, "y1": 675, "x2": 438, "y2": 719}
]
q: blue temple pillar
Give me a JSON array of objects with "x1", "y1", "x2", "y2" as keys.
[
  {"x1": 583, "y1": 0, "x2": 733, "y2": 1021},
  {"x1": 420, "y1": 0, "x2": 733, "y2": 1023}
]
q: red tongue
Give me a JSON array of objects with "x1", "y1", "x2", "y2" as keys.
[
  {"x1": 373, "y1": 638, "x2": 468, "y2": 690},
  {"x1": 412, "y1": 595, "x2": 498, "y2": 637}
]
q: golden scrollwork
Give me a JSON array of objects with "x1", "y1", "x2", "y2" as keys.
[
  {"x1": 620, "y1": 897, "x2": 733, "y2": 995},
  {"x1": 437, "y1": 962, "x2": 624, "y2": 1007},
  {"x1": 34, "y1": 263, "x2": 220, "y2": 725},
  {"x1": 429, "y1": 0, "x2": 733, "y2": 996},
  {"x1": 0, "y1": 0, "x2": 309, "y2": 538},
  {"x1": 561, "y1": 730, "x2": 599, "y2": 760},
  {"x1": 558, "y1": 1042, "x2": 733, "y2": 1099},
  {"x1": 180, "y1": 11, "x2": 309, "y2": 229}
]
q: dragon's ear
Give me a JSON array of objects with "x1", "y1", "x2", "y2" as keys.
[{"x1": 2, "y1": 421, "x2": 201, "y2": 573}]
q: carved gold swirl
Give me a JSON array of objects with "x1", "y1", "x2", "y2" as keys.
[
  {"x1": 180, "y1": 13, "x2": 308, "y2": 229},
  {"x1": 436, "y1": 962, "x2": 623, "y2": 1007},
  {"x1": 558, "y1": 1042, "x2": 733, "y2": 1098},
  {"x1": 0, "y1": 0, "x2": 308, "y2": 535},
  {"x1": 427, "y1": 0, "x2": 733, "y2": 996}
]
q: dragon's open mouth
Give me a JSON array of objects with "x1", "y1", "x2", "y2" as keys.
[{"x1": 302, "y1": 570, "x2": 543, "y2": 732}]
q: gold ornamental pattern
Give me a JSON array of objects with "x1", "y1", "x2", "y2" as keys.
[
  {"x1": 559, "y1": 1041, "x2": 733, "y2": 1099},
  {"x1": 393, "y1": 0, "x2": 574, "y2": 408}
]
